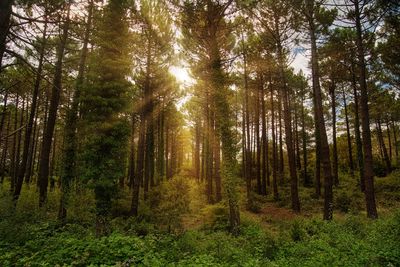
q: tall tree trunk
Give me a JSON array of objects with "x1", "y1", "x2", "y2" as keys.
[
  {"x1": 13, "y1": 97, "x2": 25, "y2": 191},
  {"x1": 392, "y1": 118, "x2": 398, "y2": 165},
  {"x1": 0, "y1": 92, "x2": 9, "y2": 150},
  {"x1": 127, "y1": 113, "x2": 135, "y2": 188},
  {"x1": 0, "y1": 113, "x2": 11, "y2": 184},
  {"x1": 9, "y1": 94, "x2": 18, "y2": 192},
  {"x1": 131, "y1": 102, "x2": 145, "y2": 216},
  {"x1": 386, "y1": 121, "x2": 392, "y2": 162},
  {"x1": 143, "y1": 37, "x2": 153, "y2": 199},
  {"x1": 214, "y1": 135, "x2": 221, "y2": 202},
  {"x1": 308, "y1": 0, "x2": 333, "y2": 220},
  {"x1": 25, "y1": 103, "x2": 39, "y2": 185},
  {"x1": 243, "y1": 47, "x2": 252, "y2": 206},
  {"x1": 342, "y1": 88, "x2": 354, "y2": 173},
  {"x1": 255, "y1": 82, "x2": 261, "y2": 194},
  {"x1": 0, "y1": 94, "x2": 9, "y2": 182},
  {"x1": 0, "y1": 0, "x2": 13, "y2": 71},
  {"x1": 261, "y1": 74, "x2": 268, "y2": 195},
  {"x1": 14, "y1": 12, "x2": 48, "y2": 201},
  {"x1": 330, "y1": 80, "x2": 339, "y2": 186},
  {"x1": 38, "y1": 9, "x2": 70, "y2": 207},
  {"x1": 208, "y1": 12, "x2": 240, "y2": 234},
  {"x1": 195, "y1": 119, "x2": 200, "y2": 181},
  {"x1": 49, "y1": 131, "x2": 57, "y2": 191},
  {"x1": 278, "y1": 92, "x2": 284, "y2": 185},
  {"x1": 157, "y1": 108, "x2": 165, "y2": 181},
  {"x1": 270, "y1": 83, "x2": 279, "y2": 200},
  {"x1": 301, "y1": 86, "x2": 309, "y2": 187},
  {"x1": 351, "y1": 64, "x2": 364, "y2": 191},
  {"x1": 276, "y1": 34, "x2": 300, "y2": 211},
  {"x1": 354, "y1": 0, "x2": 378, "y2": 219},
  {"x1": 376, "y1": 119, "x2": 391, "y2": 173},
  {"x1": 59, "y1": 1, "x2": 93, "y2": 220},
  {"x1": 165, "y1": 124, "x2": 169, "y2": 179}
]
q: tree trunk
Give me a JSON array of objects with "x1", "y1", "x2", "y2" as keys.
[
  {"x1": 308, "y1": 0, "x2": 333, "y2": 220},
  {"x1": 38, "y1": 9, "x2": 70, "y2": 207},
  {"x1": 261, "y1": 74, "x2": 268, "y2": 195},
  {"x1": 195, "y1": 119, "x2": 200, "y2": 181},
  {"x1": 14, "y1": 12, "x2": 48, "y2": 201},
  {"x1": 270, "y1": 82, "x2": 279, "y2": 200},
  {"x1": 278, "y1": 92, "x2": 284, "y2": 186},
  {"x1": 276, "y1": 35, "x2": 300, "y2": 211},
  {"x1": 0, "y1": 0, "x2": 13, "y2": 71},
  {"x1": 354, "y1": 0, "x2": 378, "y2": 219},
  {"x1": 330, "y1": 80, "x2": 339, "y2": 186},
  {"x1": 13, "y1": 97, "x2": 25, "y2": 192},
  {"x1": 301, "y1": 85, "x2": 309, "y2": 187},
  {"x1": 131, "y1": 102, "x2": 145, "y2": 216},
  {"x1": 214, "y1": 135, "x2": 221, "y2": 202},
  {"x1": 342, "y1": 88, "x2": 354, "y2": 173},
  {"x1": 9, "y1": 94, "x2": 18, "y2": 192},
  {"x1": 351, "y1": 65, "x2": 364, "y2": 191},
  {"x1": 0, "y1": 113, "x2": 11, "y2": 184},
  {"x1": 243, "y1": 47, "x2": 252, "y2": 206},
  {"x1": 255, "y1": 81, "x2": 261, "y2": 194},
  {"x1": 392, "y1": 118, "x2": 398, "y2": 164},
  {"x1": 376, "y1": 119, "x2": 391, "y2": 173},
  {"x1": 386, "y1": 121, "x2": 392, "y2": 162}
]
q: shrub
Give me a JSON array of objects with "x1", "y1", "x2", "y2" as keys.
[
  {"x1": 373, "y1": 160, "x2": 388, "y2": 177},
  {"x1": 148, "y1": 176, "x2": 191, "y2": 232},
  {"x1": 290, "y1": 220, "x2": 306, "y2": 242},
  {"x1": 201, "y1": 203, "x2": 230, "y2": 231},
  {"x1": 335, "y1": 192, "x2": 352, "y2": 213}
]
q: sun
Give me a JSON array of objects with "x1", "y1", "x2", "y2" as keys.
[{"x1": 169, "y1": 65, "x2": 194, "y2": 86}]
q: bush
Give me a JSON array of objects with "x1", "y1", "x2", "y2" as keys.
[
  {"x1": 147, "y1": 176, "x2": 191, "y2": 232},
  {"x1": 201, "y1": 203, "x2": 230, "y2": 231},
  {"x1": 335, "y1": 192, "x2": 352, "y2": 213},
  {"x1": 373, "y1": 160, "x2": 388, "y2": 177},
  {"x1": 290, "y1": 220, "x2": 306, "y2": 242}
]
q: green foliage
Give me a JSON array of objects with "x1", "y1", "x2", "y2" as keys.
[
  {"x1": 1, "y1": 194, "x2": 400, "y2": 267},
  {"x1": 148, "y1": 176, "x2": 191, "y2": 232},
  {"x1": 335, "y1": 191, "x2": 352, "y2": 213},
  {"x1": 199, "y1": 203, "x2": 230, "y2": 232},
  {"x1": 372, "y1": 159, "x2": 388, "y2": 177}
]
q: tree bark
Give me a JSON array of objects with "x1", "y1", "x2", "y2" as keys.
[
  {"x1": 342, "y1": 88, "x2": 354, "y2": 173},
  {"x1": 354, "y1": 0, "x2": 378, "y2": 219},
  {"x1": 307, "y1": 0, "x2": 333, "y2": 220},
  {"x1": 330, "y1": 80, "x2": 339, "y2": 186},
  {"x1": 276, "y1": 36, "x2": 300, "y2": 212},
  {"x1": 0, "y1": 0, "x2": 13, "y2": 71},
  {"x1": 14, "y1": 11, "x2": 48, "y2": 201},
  {"x1": 38, "y1": 9, "x2": 70, "y2": 207},
  {"x1": 376, "y1": 119, "x2": 391, "y2": 173},
  {"x1": 261, "y1": 74, "x2": 268, "y2": 195},
  {"x1": 270, "y1": 82, "x2": 279, "y2": 200}
]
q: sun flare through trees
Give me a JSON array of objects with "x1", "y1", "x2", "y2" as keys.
[{"x1": 0, "y1": 0, "x2": 399, "y2": 266}]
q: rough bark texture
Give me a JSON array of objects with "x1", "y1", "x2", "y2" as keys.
[
  {"x1": 38, "y1": 10, "x2": 70, "y2": 206},
  {"x1": 354, "y1": 0, "x2": 378, "y2": 219},
  {"x1": 0, "y1": 0, "x2": 13, "y2": 71},
  {"x1": 307, "y1": 0, "x2": 333, "y2": 220}
]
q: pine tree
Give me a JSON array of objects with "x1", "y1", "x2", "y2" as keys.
[{"x1": 81, "y1": 0, "x2": 131, "y2": 235}]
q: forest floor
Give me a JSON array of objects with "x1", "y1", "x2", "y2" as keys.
[
  {"x1": 0, "y1": 170, "x2": 400, "y2": 266},
  {"x1": 181, "y1": 167, "x2": 400, "y2": 233}
]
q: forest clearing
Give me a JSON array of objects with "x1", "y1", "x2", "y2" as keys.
[{"x1": 0, "y1": 0, "x2": 399, "y2": 266}]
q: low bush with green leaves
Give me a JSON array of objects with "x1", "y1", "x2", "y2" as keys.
[{"x1": 1, "y1": 206, "x2": 399, "y2": 266}]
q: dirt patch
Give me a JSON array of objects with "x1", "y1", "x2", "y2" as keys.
[{"x1": 259, "y1": 203, "x2": 299, "y2": 221}]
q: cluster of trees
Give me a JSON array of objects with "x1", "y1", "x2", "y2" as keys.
[
  {"x1": 0, "y1": 0, "x2": 399, "y2": 235},
  {"x1": 186, "y1": 0, "x2": 399, "y2": 229},
  {"x1": 0, "y1": 0, "x2": 189, "y2": 235}
]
